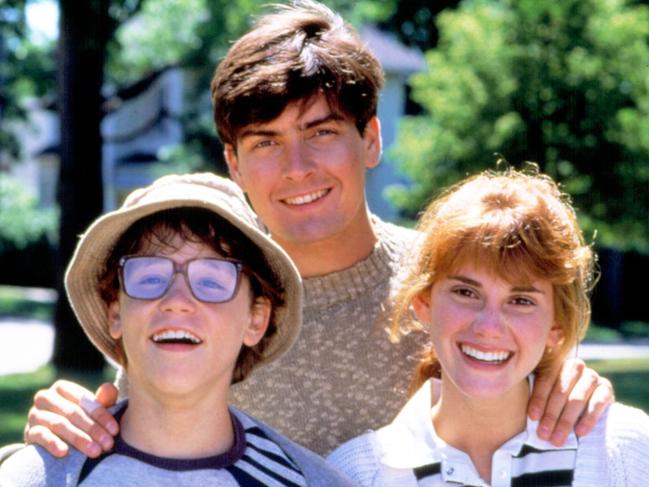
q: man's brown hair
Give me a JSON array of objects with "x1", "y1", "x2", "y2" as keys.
[{"x1": 211, "y1": 0, "x2": 384, "y2": 146}]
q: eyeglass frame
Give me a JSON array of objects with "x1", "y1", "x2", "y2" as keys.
[{"x1": 117, "y1": 255, "x2": 245, "y2": 304}]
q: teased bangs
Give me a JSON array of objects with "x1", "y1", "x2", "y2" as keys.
[
  {"x1": 415, "y1": 168, "x2": 591, "y2": 290},
  {"x1": 431, "y1": 218, "x2": 578, "y2": 288}
]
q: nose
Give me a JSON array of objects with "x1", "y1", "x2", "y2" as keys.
[
  {"x1": 159, "y1": 274, "x2": 196, "y2": 313},
  {"x1": 472, "y1": 306, "x2": 506, "y2": 337},
  {"x1": 282, "y1": 140, "x2": 314, "y2": 181}
]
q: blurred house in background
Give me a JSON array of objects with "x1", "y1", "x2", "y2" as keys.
[{"x1": 10, "y1": 67, "x2": 184, "y2": 211}]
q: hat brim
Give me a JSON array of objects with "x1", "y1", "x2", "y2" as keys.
[{"x1": 65, "y1": 174, "x2": 302, "y2": 375}]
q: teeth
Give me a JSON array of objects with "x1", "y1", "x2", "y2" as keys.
[
  {"x1": 461, "y1": 344, "x2": 510, "y2": 363},
  {"x1": 152, "y1": 330, "x2": 201, "y2": 344},
  {"x1": 284, "y1": 189, "x2": 328, "y2": 206}
]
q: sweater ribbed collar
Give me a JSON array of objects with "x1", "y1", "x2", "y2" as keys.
[{"x1": 302, "y1": 216, "x2": 415, "y2": 310}]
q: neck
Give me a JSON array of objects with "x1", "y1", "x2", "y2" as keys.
[
  {"x1": 119, "y1": 388, "x2": 233, "y2": 458},
  {"x1": 276, "y1": 212, "x2": 377, "y2": 277},
  {"x1": 432, "y1": 378, "x2": 529, "y2": 482}
]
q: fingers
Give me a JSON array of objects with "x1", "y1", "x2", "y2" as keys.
[
  {"x1": 544, "y1": 365, "x2": 599, "y2": 446},
  {"x1": 26, "y1": 407, "x2": 103, "y2": 458},
  {"x1": 87, "y1": 383, "x2": 120, "y2": 437},
  {"x1": 25, "y1": 380, "x2": 119, "y2": 458},
  {"x1": 527, "y1": 360, "x2": 565, "y2": 422},
  {"x1": 56, "y1": 380, "x2": 120, "y2": 437},
  {"x1": 574, "y1": 376, "x2": 614, "y2": 437},
  {"x1": 531, "y1": 358, "x2": 614, "y2": 447},
  {"x1": 23, "y1": 423, "x2": 70, "y2": 458},
  {"x1": 95, "y1": 382, "x2": 119, "y2": 409},
  {"x1": 530, "y1": 358, "x2": 586, "y2": 443}
]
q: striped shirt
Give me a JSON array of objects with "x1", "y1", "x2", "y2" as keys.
[
  {"x1": 412, "y1": 443, "x2": 577, "y2": 486},
  {"x1": 78, "y1": 404, "x2": 307, "y2": 486},
  {"x1": 329, "y1": 378, "x2": 578, "y2": 487}
]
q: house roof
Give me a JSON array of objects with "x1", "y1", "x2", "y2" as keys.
[{"x1": 360, "y1": 25, "x2": 426, "y2": 74}]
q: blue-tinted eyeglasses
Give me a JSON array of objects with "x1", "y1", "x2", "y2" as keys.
[{"x1": 118, "y1": 256, "x2": 243, "y2": 303}]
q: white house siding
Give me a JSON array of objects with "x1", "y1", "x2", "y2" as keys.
[
  {"x1": 102, "y1": 68, "x2": 184, "y2": 209},
  {"x1": 366, "y1": 72, "x2": 410, "y2": 220}
]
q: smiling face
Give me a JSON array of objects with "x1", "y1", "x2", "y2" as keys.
[
  {"x1": 107, "y1": 235, "x2": 270, "y2": 401},
  {"x1": 413, "y1": 265, "x2": 561, "y2": 402},
  {"x1": 224, "y1": 94, "x2": 381, "y2": 271}
]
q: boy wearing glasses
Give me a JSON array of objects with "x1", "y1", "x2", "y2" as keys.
[{"x1": 0, "y1": 173, "x2": 354, "y2": 486}]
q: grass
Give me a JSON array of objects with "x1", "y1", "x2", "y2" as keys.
[
  {"x1": 587, "y1": 357, "x2": 649, "y2": 412},
  {"x1": 0, "y1": 366, "x2": 115, "y2": 446},
  {"x1": 0, "y1": 285, "x2": 55, "y2": 322},
  {"x1": 585, "y1": 321, "x2": 649, "y2": 342}
]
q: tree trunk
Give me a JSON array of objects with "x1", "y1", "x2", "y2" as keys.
[{"x1": 53, "y1": 0, "x2": 110, "y2": 371}]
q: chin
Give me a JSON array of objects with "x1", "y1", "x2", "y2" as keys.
[{"x1": 456, "y1": 378, "x2": 518, "y2": 400}]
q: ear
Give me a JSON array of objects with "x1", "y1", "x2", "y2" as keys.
[
  {"x1": 363, "y1": 116, "x2": 382, "y2": 169},
  {"x1": 224, "y1": 143, "x2": 245, "y2": 189},
  {"x1": 108, "y1": 301, "x2": 123, "y2": 340},
  {"x1": 546, "y1": 323, "x2": 563, "y2": 348},
  {"x1": 411, "y1": 289, "x2": 432, "y2": 324},
  {"x1": 242, "y1": 297, "x2": 271, "y2": 347}
]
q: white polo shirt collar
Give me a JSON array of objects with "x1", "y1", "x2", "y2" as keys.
[{"x1": 375, "y1": 377, "x2": 578, "y2": 486}]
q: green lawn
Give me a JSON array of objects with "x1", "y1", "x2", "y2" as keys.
[
  {"x1": 0, "y1": 366, "x2": 115, "y2": 446},
  {"x1": 587, "y1": 357, "x2": 649, "y2": 412},
  {"x1": 0, "y1": 359, "x2": 647, "y2": 448},
  {"x1": 0, "y1": 286, "x2": 55, "y2": 322}
]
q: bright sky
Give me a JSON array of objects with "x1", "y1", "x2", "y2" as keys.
[{"x1": 25, "y1": 0, "x2": 58, "y2": 43}]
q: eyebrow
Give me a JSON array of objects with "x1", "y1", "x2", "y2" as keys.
[
  {"x1": 301, "y1": 113, "x2": 345, "y2": 130},
  {"x1": 238, "y1": 128, "x2": 277, "y2": 140},
  {"x1": 238, "y1": 113, "x2": 345, "y2": 141},
  {"x1": 448, "y1": 275, "x2": 545, "y2": 294}
]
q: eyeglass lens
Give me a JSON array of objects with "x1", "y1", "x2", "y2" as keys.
[{"x1": 121, "y1": 256, "x2": 241, "y2": 303}]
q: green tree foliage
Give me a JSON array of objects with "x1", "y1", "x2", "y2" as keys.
[
  {"x1": 0, "y1": 0, "x2": 28, "y2": 166},
  {"x1": 0, "y1": 174, "x2": 57, "y2": 252},
  {"x1": 0, "y1": 175, "x2": 57, "y2": 288},
  {"x1": 0, "y1": 0, "x2": 55, "y2": 167},
  {"x1": 109, "y1": 0, "x2": 209, "y2": 83},
  {"x1": 375, "y1": 0, "x2": 461, "y2": 51},
  {"x1": 390, "y1": 0, "x2": 649, "y2": 251}
]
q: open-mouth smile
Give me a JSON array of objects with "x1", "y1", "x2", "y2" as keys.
[
  {"x1": 460, "y1": 344, "x2": 512, "y2": 364},
  {"x1": 282, "y1": 188, "x2": 330, "y2": 206}
]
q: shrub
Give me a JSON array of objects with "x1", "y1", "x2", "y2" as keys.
[{"x1": 0, "y1": 175, "x2": 58, "y2": 287}]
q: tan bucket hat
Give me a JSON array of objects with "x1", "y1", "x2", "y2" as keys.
[{"x1": 65, "y1": 172, "x2": 302, "y2": 371}]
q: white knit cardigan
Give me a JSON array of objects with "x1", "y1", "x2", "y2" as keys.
[{"x1": 329, "y1": 396, "x2": 649, "y2": 486}]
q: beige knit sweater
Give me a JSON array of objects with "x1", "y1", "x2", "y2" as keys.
[{"x1": 230, "y1": 217, "x2": 424, "y2": 455}]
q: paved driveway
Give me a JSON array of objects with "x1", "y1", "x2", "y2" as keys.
[{"x1": 0, "y1": 318, "x2": 54, "y2": 376}]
